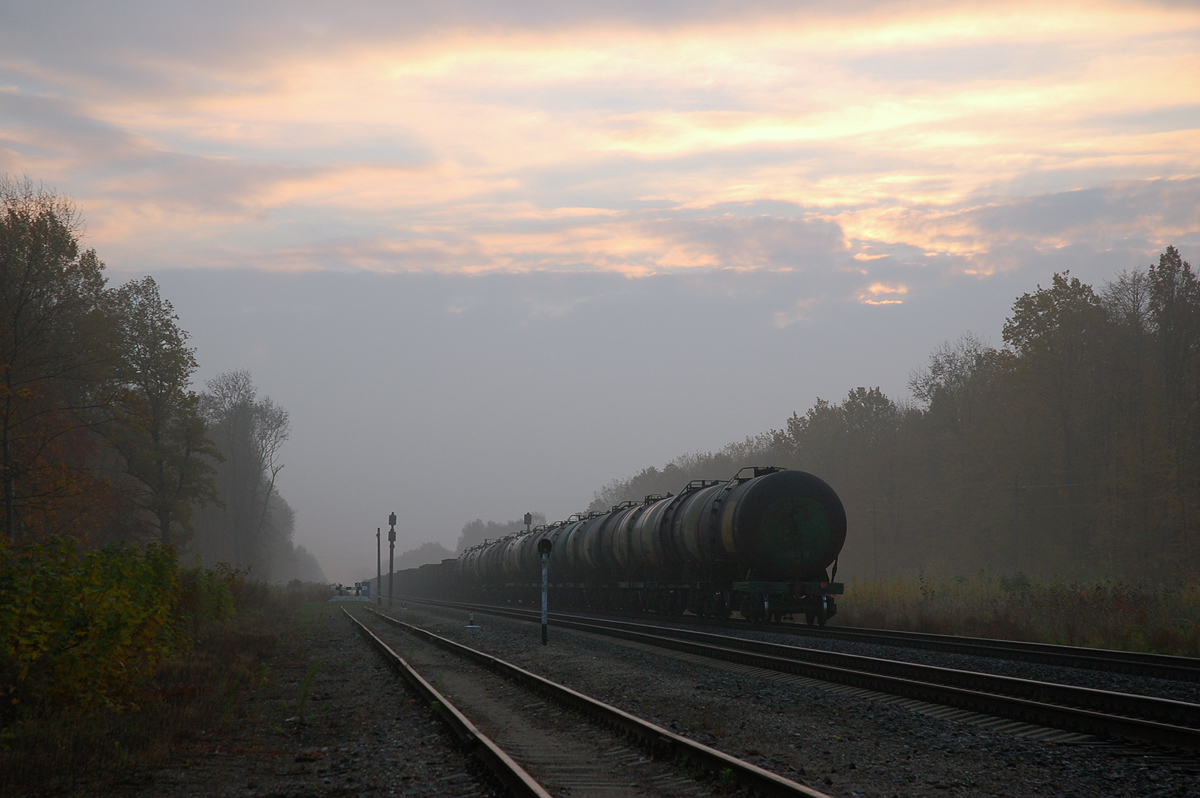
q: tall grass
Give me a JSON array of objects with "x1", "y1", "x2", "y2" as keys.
[{"x1": 838, "y1": 572, "x2": 1200, "y2": 656}]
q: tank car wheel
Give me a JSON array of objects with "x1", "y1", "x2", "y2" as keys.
[
  {"x1": 816, "y1": 595, "x2": 828, "y2": 627},
  {"x1": 805, "y1": 612, "x2": 815, "y2": 626}
]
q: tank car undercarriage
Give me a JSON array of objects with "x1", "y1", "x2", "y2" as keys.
[{"x1": 464, "y1": 575, "x2": 843, "y2": 626}]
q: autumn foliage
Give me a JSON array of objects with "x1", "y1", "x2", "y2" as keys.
[{"x1": 0, "y1": 539, "x2": 177, "y2": 718}]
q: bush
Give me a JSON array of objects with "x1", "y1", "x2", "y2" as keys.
[
  {"x1": 175, "y1": 561, "x2": 238, "y2": 641},
  {"x1": 0, "y1": 538, "x2": 184, "y2": 720},
  {"x1": 0, "y1": 544, "x2": 338, "y2": 793}
]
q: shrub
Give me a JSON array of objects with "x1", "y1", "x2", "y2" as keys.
[
  {"x1": 175, "y1": 561, "x2": 238, "y2": 641},
  {"x1": 0, "y1": 537, "x2": 184, "y2": 720}
]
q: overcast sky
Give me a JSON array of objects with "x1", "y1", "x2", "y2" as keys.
[{"x1": 3, "y1": 1, "x2": 1198, "y2": 580}]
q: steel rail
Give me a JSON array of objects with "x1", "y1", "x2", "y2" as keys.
[
  {"x1": 721, "y1": 619, "x2": 1200, "y2": 683},
  {"x1": 363, "y1": 607, "x2": 833, "y2": 798},
  {"x1": 342, "y1": 608, "x2": 552, "y2": 798},
  {"x1": 426, "y1": 596, "x2": 1200, "y2": 682},
  {"x1": 413, "y1": 596, "x2": 1200, "y2": 682},
  {"x1": 554, "y1": 614, "x2": 1200, "y2": 726},
  {"x1": 407, "y1": 599, "x2": 1200, "y2": 752}
]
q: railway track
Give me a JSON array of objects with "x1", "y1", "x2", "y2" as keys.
[
  {"x1": 431, "y1": 599, "x2": 1200, "y2": 682},
  {"x1": 345, "y1": 607, "x2": 833, "y2": 798},
  {"x1": 400, "y1": 598, "x2": 1200, "y2": 753},
  {"x1": 691, "y1": 615, "x2": 1200, "y2": 683}
]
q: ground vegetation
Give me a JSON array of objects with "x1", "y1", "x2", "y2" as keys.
[{"x1": 840, "y1": 572, "x2": 1200, "y2": 656}]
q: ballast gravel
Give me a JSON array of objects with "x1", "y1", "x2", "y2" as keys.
[
  {"x1": 394, "y1": 603, "x2": 1199, "y2": 798},
  {"x1": 674, "y1": 620, "x2": 1200, "y2": 706},
  {"x1": 105, "y1": 602, "x2": 506, "y2": 798}
]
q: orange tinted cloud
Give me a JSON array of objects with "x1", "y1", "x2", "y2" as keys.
[
  {"x1": 2, "y1": 0, "x2": 1198, "y2": 280},
  {"x1": 858, "y1": 282, "x2": 909, "y2": 305}
]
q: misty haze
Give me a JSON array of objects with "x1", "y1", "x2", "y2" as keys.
[{"x1": 3, "y1": 2, "x2": 1200, "y2": 796}]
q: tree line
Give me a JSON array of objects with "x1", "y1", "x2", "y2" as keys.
[
  {"x1": 0, "y1": 177, "x2": 322, "y2": 583},
  {"x1": 591, "y1": 248, "x2": 1200, "y2": 581}
]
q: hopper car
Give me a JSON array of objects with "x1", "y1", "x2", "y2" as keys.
[{"x1": 397, "y1": 466, "x2": 846, "y2": 625}]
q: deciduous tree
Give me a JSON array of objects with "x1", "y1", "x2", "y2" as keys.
[
  {"x1": 0, "y1": 178, "x2": 120, "y2": 542},
  {"x1": 194, "y1": 371, "x2": 290, "y2": 574},
  {"x1": 109, "y1": 276, "x2": 219, "y2": 545}
]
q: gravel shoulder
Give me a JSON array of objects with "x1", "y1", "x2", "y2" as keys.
[
  {"x1": 389, "y1": 603, "x2": 1199, "y2": 798},
  {"x1": 104, "y1": 601, "x2": 504, "y2": 798}
]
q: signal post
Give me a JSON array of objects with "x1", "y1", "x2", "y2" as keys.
[{"x1": 387, "y1": 511, "x2": 396, "y2": 606}]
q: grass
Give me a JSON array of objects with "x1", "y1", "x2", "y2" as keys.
[
  {"x1": 0, "y1": 581, "x2": 329, "y2": 796},
  {"x1": 295, "y1": 660, "x2": 322, "y2": 722},
  {"x1": 837, "y1": 572, "x2": 1200, "y2": 656}
]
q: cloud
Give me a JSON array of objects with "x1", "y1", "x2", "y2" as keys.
[
  {"x1": 646, "y1": 212, "x2": 849, "y2": 272},
  {"x1": 0, "y1": 0, "x2": 1195, "y2": 298},
  {"x1": 858, "y1": 282, "x2": 909, "y2": 305},
  {"x1": 837, "y1": 176, "x2": 1200, "y2": 278}
]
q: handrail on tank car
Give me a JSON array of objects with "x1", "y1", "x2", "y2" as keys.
[
  {"x1": 731, "y1": 465, "x2": 783, "y2": 482},
  {"x1": 642, "y1": 493, "x2": 672, "y2": 504}
]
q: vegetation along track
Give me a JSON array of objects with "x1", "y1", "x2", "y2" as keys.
[
  {"x1": 345, "y1": 607, "x2": 833, "y2": 798},
  {"x1": 408, "y1": 599, "x2": 1200, "y2": 753}
]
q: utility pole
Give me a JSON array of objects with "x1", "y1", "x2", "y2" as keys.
[
  {"x1": 388, "y1": 511, "x2": 397, "y2": 606},
  {"x1": 376, "y1": 527, "x2": 382, "y2": 605}
]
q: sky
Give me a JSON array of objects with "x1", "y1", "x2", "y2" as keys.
[{"x1": 2, "y1": 1, "x2": 1198, "y2": 580}]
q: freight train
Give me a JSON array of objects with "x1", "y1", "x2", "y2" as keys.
[{"x1": 392, "y1": 467, "x2": 847, "y2": 625}]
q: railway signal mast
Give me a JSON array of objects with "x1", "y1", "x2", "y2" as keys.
[{"x1": 388, "y1": 511, "x2": 397, "y2": 606}]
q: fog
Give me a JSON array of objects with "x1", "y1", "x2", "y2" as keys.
[
  {"x1": 129, "y1": 259, "x2": 1120, "y2": 581},
  {"x1": 6, "y1": 1, "x2": 1199, "y2": 580}
]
